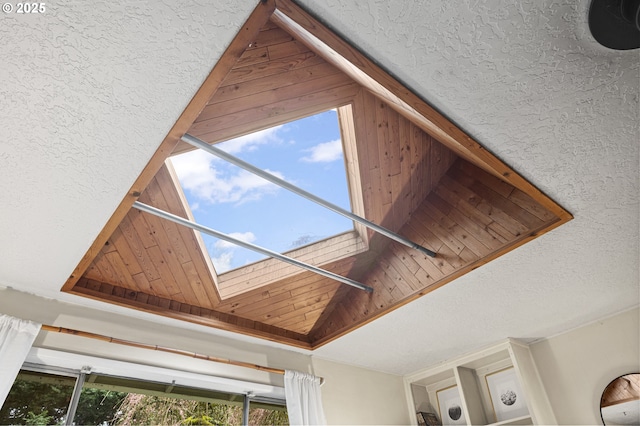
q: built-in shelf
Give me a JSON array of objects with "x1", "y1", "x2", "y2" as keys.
[
  {"x1": 489, "y1": 414, "x2": 532, "y2": 426},
  {"x1": 404, "y1": 339, "x2": 556, "y2": 426}
]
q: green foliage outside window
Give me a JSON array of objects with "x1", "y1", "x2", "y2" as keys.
[
  {"x1": 113, "y1": 394, "x2": 288, "y2": 425},
  {"x1": 1, "y1": 371, "x2": 288, "y2": 426},
  {"x1": 0, "y1": 374, "x2": 75, "y2": 425}
]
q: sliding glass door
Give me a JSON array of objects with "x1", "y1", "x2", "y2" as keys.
[{"x1": 1, "y1": 366, "x2": 288, "y2": 425}]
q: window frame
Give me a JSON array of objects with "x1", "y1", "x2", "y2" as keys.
[
  {"x1": 167, "y1": 103, "x2": 369, "y2": 298},
  {"x1": 4, "y1": 347, "x2": 287, "y2": 425}
]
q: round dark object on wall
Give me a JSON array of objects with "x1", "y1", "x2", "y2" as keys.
[
  {"x1": 589, "y1": 0, "x2": 640, "y2": 49},
  {"x1": 448, "y1": 405, "x2": 462, "y2": 421},
  {"x1": 500, "y1": 389, "x2": 517, "y2": 406}
]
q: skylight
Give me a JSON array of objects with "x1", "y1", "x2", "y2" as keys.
[
  {"x1": 169, "y1": 110, "x2": 353, "y2": 273},
  {"x1": 65, "y1": 0, "x2": 571, "y2": 348}
]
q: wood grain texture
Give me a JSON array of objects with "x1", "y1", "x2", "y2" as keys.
[
  {"x1": 310, "y1": 159, "x2": 563, "y2": 346},
  {"x1": 354, "y1": 90, "x2": 456, "y2": 234},
  {"x1": 214, "y1": 255, "x2": 359, "y2": 335},
  {"x1": 84, "y1": 164, "x2": 220, "y2": 308},
  {"x1": 338, "y1": 103, "x2": 368, "y2": 241},
  {"x1": 218, "y1": 231, "x2": 366, "y2": 298},
  {"x1": 172, "y1": 17, "x2": 357, "y2": 155},
  {"x1": 172, "y1": 20, "x2": 370, "y2": 298}
]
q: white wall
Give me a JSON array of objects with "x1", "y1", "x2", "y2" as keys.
[
  {"x1": 7, "y1": 285, "x2": 636, "y2": 425},
  {"x1": 312, "y1": 357, "x2": 410, "y2": 425},
  {"x1": 0, "y1": 287, "x2": 308, "y2": 386},
  {"x1": 530, "y1": 307, "x2": 639, "y2": 425},
  {"x1": 0, "y1": 286, "x2": 408, "y2": 424}
]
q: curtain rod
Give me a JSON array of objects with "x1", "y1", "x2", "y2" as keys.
[{"x1": 40, "y1": 325, "x2": 324, "y2": 384}]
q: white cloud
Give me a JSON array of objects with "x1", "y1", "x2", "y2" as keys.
[
  {"x1": 211, "y1": 232, "x2": 257, "y2": 273},
  {"x1": 169, "y1": 150, "x2": 285, "y2": 205},
  {"x1": 215, "y1": 232, "x2": 256, "y2": 249},
  {"x1": 169, "y1": 149, "x2": 215, "y2": 190},
  {"x1": 211, "y1": 252, "x2": 233, "y2": 273},
  {"x1": 301, "y1": 139, "x2": 343, "y2": 163},
  {"x1": 218, "y1": 125, "x2": 283, "y2": 154}
]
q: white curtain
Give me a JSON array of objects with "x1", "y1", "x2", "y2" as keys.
[
  {"x1": 0, "y1": 314, "x2": 41, "y2": 407},
  {"x1": 284, "y1": 370, "x2": 326, "y2": 425}
]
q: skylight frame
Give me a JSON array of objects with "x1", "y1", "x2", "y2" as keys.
[
  {"x1": 171, "y1": 108, "x2": 357, "y2": 273},
  {"x1": 168, "y1": 103, "x2": 370, "y2": 298}
]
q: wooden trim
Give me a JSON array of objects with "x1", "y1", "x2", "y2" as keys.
[
  {"x1": 271, "y1": 0, "x2": 571, "y2": 222},
  {"x1": 337, "y1": 102, "x2": 368, "y2": 242},
  {"x1": 69, "y1": 282, "x2": 313, "y2": 349},
  {"x1": 61, "y1": 0, "x2": 276, "y2": 292},
  {"x1": 40, "y1": 324, "x2": 321, "y2": 380}
]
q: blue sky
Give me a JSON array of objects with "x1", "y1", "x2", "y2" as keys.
[{"x1": 169, "y1": 110, "x2": 352, "y2": 273}]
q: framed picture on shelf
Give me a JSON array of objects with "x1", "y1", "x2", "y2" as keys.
[
  {"x1": 486, "y1": 367, "x2": 530, "y2": 422},
  {"x1": 436, "y1": 385, "x2": 466, "y2": 425}
]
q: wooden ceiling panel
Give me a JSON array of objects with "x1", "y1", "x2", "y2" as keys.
[
  {"x1": 309, "y1": 159, "x2": 562, "y2": 345},
  {"x1": 192, "y1": 82, "x2": 359, "y2": 146},
  {"x1": 215, "y1": 260, "x2": 352, "y2": 315},
  {"x1": 211, "y1": 61, "x2": 341, "y2": 104},
  {"x1": 353, "y1": 90, "x2": 456, "y2": 236},
  {"x1": 84, "y1": 164, "x2": 220, "y2": 309},
  {"x1": 218, "y1": 232, "x2": 365, "y2": 299},
  {"x1": 172, "y1": 17, "x2": 358, "y2": 155}
]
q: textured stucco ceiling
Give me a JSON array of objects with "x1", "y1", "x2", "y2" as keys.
[{"x1": 0, "y1": 0, "x2": 638, "y2": 376}]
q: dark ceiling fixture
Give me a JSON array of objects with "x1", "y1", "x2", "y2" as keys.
[{"x1": 589, "y1": 0, "x2": 640, "y2": 49}]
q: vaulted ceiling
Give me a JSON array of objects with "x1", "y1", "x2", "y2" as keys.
[{"x1": 61, "y1": 0, "x2": 570, "y2": 348}]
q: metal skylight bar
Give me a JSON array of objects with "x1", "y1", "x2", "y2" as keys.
[
  {"x1": 181, "y1": 133, "x2": 437, "y2": 258},
  {"x1": 132, "y1": 201, "x2": 373, "y2": 293}
]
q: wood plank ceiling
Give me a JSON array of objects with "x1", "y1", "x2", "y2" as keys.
[{"x1": 63, "y1": 0, "x2": 572, "y2": 349}]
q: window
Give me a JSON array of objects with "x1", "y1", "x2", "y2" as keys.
[
  {"x1": 0, "y1": 370, "x2": 76, "y2": 425},
  {"x1": 1, "y1": 366, "x2": 287, "y2": 426},
  {"x1": 169, "y1": 109, "x2": 353, "y2": 274},
  {"x1": 249, "y1": 399, "x2": 289, "y2": 425}
]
